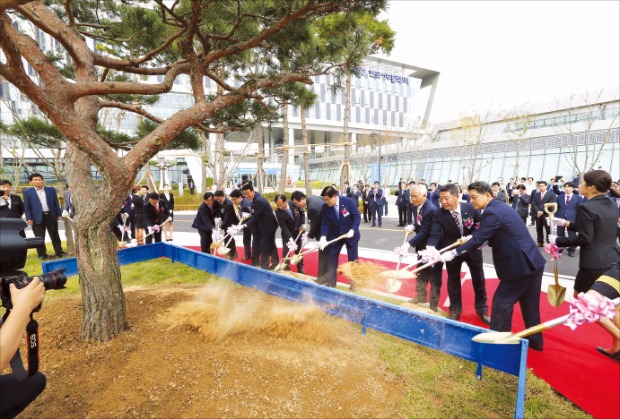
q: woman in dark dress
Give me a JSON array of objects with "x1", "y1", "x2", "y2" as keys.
[
  {"x1": 160, "y1": 183, "x2": 175, "y2": 241},
  {"x1": 551, "y1": 170, "x2": 620, "y2": 296}
]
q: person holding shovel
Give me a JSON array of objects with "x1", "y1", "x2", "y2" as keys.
[
  {"x1": 319, "y1": 186, "x2": 361, "y2": 288},
  {"x1": 440, "y1": 181, "x2": 546, "y2": 351},
  {"x1": 549, "y1": 170, "x2": 620, "y2": 296}
]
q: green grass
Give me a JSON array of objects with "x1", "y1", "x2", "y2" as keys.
[{"x1": 14, "y1": 243, "x2": 590, "y2": 418}]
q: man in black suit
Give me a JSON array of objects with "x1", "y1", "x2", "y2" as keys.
[
  {"x1": 428, "y1": 184, "x2": 489, "y2": 323},
  {"x1": 368, "y1": 181, "x2": 384, "y2": 227},
  {"x1": 214, "y1": 189, "x2": 238, "y2": 259},
  {"x1": 530, "y1": 180, "x2": 557, "y2": 246},
  {"x1": 291, "y1": 191, "x2": 328, "y2": 283},
  {"x1": 400, "y1": 184, "x2": 442, "y2": 311},
  {"x1": 361, "y1": 184, "x2": 371, "y2": 223},
  {"x1": 554, "y1": 182, "x2": 582, "y2": 257},
  {"x1": 395, "y1": 182, "x2": 409, "y2": 227},
  {"x1": 509, "y1": 184, "x2": 530, "y2": 224},
  {"x1": 241, "y1": 183, "x2": 279, "y2": 270},
  {"x1": 441, "y1": 181, "x2": 546, "y2": 351},
  {"x1": 192, "y1": 192, "x2": 221, "y2": 253},
  {"x1": 0, "y1": 180, "x2": 26, "y2": 237},
  {"x1": 143, "y1": 192, "x2": 171, "y2": 244},
  {"x1": 274, "y1": 194, "x2": 305, "y2": 273}
]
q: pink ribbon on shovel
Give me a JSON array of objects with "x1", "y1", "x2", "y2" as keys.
[
  {"x1": 544, "y1": 243, "x2": 562, "y2": 261},
  {"x1": 564, "y1": 293, "x2": 616, "y2": 331}
]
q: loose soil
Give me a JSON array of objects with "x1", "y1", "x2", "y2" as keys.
[{"x1": 18, "y1": 282, "x2": 406, "y2": 418}]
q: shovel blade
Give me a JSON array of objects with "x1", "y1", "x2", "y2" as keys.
[
  {"x1": 547, "y1": 284, "x2": 566, "y2": 307},
  {"x1": 472, "y1": 331, "x2": 519, "y2": 344},
  {"x1": 380, "y1": 269, "x2": 415, "y2": 280},
  {"x1": 385, "y1": 277, "x2": 402, "y2": 293}
]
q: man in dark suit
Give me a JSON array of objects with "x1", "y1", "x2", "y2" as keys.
[
  {"x1": 441, "y1": 181, "x2": 545, "y2": 351},
  {"x1": 0, "y1": 179, "x2": 26, "y2": 237},
  {"x1": 214, "y1": 189, "x2": 238, "y2": 259},
  {"x1": 368, "y1": 181, "x2": 384, "y2": 227},
  {"x1": 400, "y1": 184, "x2": 442, "y2": 310},
  {"x1": 292, "y1": 191, "x2": 329, "y2": 283},
  {"x1": 191, "y1": 192, "x2": 221, "y2": 253},
  {"x1": 319, "y1": 186, "x2": 361, "y2": 288},
  {"x1": 274, "y1": 194, "x2": 305, "y2": 273},
  {"x1": 509, "y1": 184, "x2": 530, "y2": 224},
  {"x1": 428, "y1": 184, "x2": 489, "y2": 323},
  {"x1": 555, "y1": 182, "x2": 582, "y2": 257},
  {"x1": 22, "y1": 173, "x2": 65, "y2": 259},
  {"x1": 530, "y1": 180, "x2": 557, "y2": 246},
  {"x1": 361, "y1": 184, "x2": 371, "y2": 223},
  {"x1": 241, "y1": 183, "x2": 279, "y2": 270},
  {"x1": 143, "y1": 192, "x2": 171, "y2": 244},
  {"x1": 395, "y1": 183, "x2": 409, "y2": 227}
]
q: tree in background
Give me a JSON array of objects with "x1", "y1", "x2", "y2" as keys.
[
  {"x1": 0, "y1": 0, "x2": 387, "y2": 341},
  {"x1": 314, "y1": 12, "x2": 394, "y2": 192}
]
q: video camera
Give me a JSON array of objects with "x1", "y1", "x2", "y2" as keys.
[{"x1": 0, "y1": 218, "x2": 67, "y2": 311}]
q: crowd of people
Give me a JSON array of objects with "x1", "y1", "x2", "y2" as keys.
[{"x1": 1, "y1": 170, "x2": 619, "y2": 362}]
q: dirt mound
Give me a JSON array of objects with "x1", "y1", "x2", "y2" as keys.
[{"x1": 20, "y1": 282, "x2": 405, "y2": 418}]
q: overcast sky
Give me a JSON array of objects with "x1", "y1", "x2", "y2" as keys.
[{"x1": 378, "y1": 1, "x2": 620, "y2": 122}]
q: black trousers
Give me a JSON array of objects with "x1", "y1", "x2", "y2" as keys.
[
  {"x1": 198, "y1": 229, "x2": 213, "y2": 253},
  {"x1": 31, "y1": 212, "x2": 63, "y2": 257},
  {"x1": 398, "y1": 205, "x2": 406, "y2": 225},
  {"x1": 445, "y1": 254, "x2": 487, "y2": 316},
  {"x1": 243, "y1": 228, "x2": 252, "y2": 259},
  {"x1": 535, "y1": 215, "x2": 550, "y2": 244},
  {"x1": 415, "y1": 262, "x2": 443, "y2": 309},
  {"x1": 0, "y1": 372, "x2": 46, "y2": 419},
  {"x1": 362, "y1": 203, "x2": 370, "y2": 222},
  {"x1": 491, "y1": 265, "x2": 544, "y2": 350},
  {"x1": 259, "y1": 230, "x2": 278, "y2": 269}
]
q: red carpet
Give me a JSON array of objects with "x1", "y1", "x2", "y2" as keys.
[{"x1": 189, "y1": 245, "x2": 620, "y2": 418}]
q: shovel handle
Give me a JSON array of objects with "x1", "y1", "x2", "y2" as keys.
[
  {"x1": 398, "y1": 239, "x2": 463, "y2": 272},
  {"x1": 395, "y1": 230, "x2": 413, "y2": 271}
]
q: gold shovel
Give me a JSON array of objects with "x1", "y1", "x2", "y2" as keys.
[
  {"x1": 544, "y1": 202, "x2": 566, "y2": 307},
  {"x1": 380, "y1": 239, "x2": 464, "y2": 293},
  {"x1": 289, "y1": 231, "x2": 353, "y2": 266},
  {"x1": 472, "y1": 297, "x2": 620, "y2": 344}
]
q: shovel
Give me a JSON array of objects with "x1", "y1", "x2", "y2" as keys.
[
  {"x1": 472, "y1": 297, "x2": 620, "y2": 344},
  {"x1": 381, "y1": 239, "x2": 464, "y2": 293},
  {"x1": 544, "y1": 202, "x2": 566, "y2": 307},
  {"x1": 144, "y1": 219, "x2": 170, "y2": 240},
  {"x1": 384, "y1": 228, "x2": 414, "y2": 292},
  {"x1": 289, "y1": 230, "x2": 354, "y2": 266}
]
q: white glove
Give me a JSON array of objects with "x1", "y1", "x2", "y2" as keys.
[
  {"x1": 461, "y1": 235, "x2": 473, "y2": 243},
  {"x1": 394, "y1": 244, "x2": 409, "y2": 256},
  {"x1": 147, "y1": 227, "x2": 153, "y2": 235},
  {"x1": 404, "y1": 224, "x2": 415, "y2": 233},
  {"x1": 319, "y1": 236, "x2": 328, "y2": 250},
  {"x1": 242, "y1": 213, "x2": 252, "y2": 220},
  {"x1": 170, "y1": 210, "x2": 173, "y2": 215},
  {"x1": 440, "y1": 250, "x2": 457, "y2": 262},
  {"x1": 62, "y1": 210, "x2": 70, "y2": 218},
  {"x1": 546, "y1": 217, "x2": 566, "y2": 227},
  {"x1": 237, "y1": 223, "x2": 246, "y2": 230},
  {"x1": 116, "y1": 224, "x2": 123, "y2": 231},
  {"x1": 548, "y1": 234, "x2": 558, "y2": 245},
  {"x1": 346, "y1": 229, "x2": 355, "y2": 238},
  {"x1": 300, "y1": 224, "x2": 308, "y2": 232}
]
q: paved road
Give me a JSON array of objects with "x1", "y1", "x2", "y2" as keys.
[{"x1": 170, "y1": 210, "x2": 581, "y2": 279}]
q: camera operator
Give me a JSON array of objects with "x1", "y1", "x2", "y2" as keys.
[{"x1": 0, "y1": 277, "x2": 47, "y2": 418}]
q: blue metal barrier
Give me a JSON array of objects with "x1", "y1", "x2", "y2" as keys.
[{"x1": 43, "y1": 242, "x2": 528, "y2": 418}]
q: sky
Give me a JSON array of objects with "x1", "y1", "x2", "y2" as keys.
[{"x1": 378, "y1": 1, "x2": 620, "y2": 122}]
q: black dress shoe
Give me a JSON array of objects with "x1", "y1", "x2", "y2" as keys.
[
  {"x1": 597, "y1": 347, "x2": 620, "y2": 362},
  {"x1": 297, "y1": 267, "x2": 306, "y2": 275},
  {"x1": 371, "y1": 223, "x2": 376, "y2": 227},
  {"x1": 537, "y1": 242, "x2": 544, "y2": 247},
  {"x1": 567, "y1": 250, "x2": 575, "y2": 257},
  {"x1": 448, "y1": 312, "x2": 461, "y2": 321},
  {"x1": 478, "y1": 314, "x2": 491, "y2": 325},
  {"x1": 38, "y1": 255, "x2": 49, "y2": 260}
]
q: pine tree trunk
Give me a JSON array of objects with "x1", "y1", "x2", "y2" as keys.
[
  {"x1": 76, "y1": 223, "x2": 126, "y2": 341},
  {"x1": 65, "y1": 143, "x2": 128, "y2": 342}
]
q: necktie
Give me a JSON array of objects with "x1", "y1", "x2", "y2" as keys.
[
  {"x1": 286, "y1": 208, "x2": 294, "y2": 220},
  {"x1": 335, "y1": 204, "x2": 339, "y2": 218},
  {"x1": 452, "y1": 211, "x2": 462, "y2": 235},
  {"x1": 566, "y1": 195, "x2": 571, "y2": 205},
  {"x1": 234, "y1": 205, "x2": 241, "y2": 221}
]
